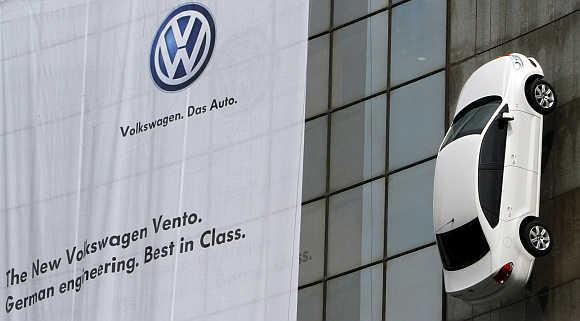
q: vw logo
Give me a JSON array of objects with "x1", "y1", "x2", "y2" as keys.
[{"x1": 150, "y1": 3, "x2": 216, "y2": 92}]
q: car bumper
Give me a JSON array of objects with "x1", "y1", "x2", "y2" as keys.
[{"x1": 447, "y1": 256, "x2": 534, "y2": 304}]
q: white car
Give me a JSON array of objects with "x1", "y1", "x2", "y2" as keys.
[{"x1": 433, "y1": 53, "x2": 557, "y2": 302}]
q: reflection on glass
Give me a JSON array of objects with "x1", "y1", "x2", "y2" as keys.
[
  {"x1": 387, "y1": 160, "x2": 436, "y2": 256},
  {"x1": 391, "y1": 0, "x2": 446, "y2": 85},
  {"x1": 389, "y1": 72, "x2": 445, "y2": 170},
  {"x1": 327, "y1": 264, "x2": 383, "y2": 321},
  {"x1": 303, "y1": 117, "x2": 327, "y2": 201},
  {"x1": 332, "y1": 12, "x2": 388, "y2": 107},
  {"x1": 299, "y1": 200, "x2": 325, "y2": 286},
  {"x1": 330, "y1": 95, "x2": 386, "y2": 191},
  {"x1": 309, "y1": 0, "x2": 331, "y2": 36},
  {"x1": 333, "y1": 0, "x2": 387, "y2": 26},
  {"x1": 441, "y1": 96, "x2": 502, "y2": 149},
  {"x1": 306, "y1": 35, "x2": 330, "y2": 118},
  {"x1": 386, "y1": 246, "x2": 442, "y2": 321},
  {"x1": 328, "y1": 179, "x2": 384, "y2": 276},
  {"x1": 298, "y1": 284, "x2": 324, "y2": 321}
]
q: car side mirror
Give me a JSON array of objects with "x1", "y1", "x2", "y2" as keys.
[{"x1": 501, "y1": 112, "x2": 515, "y2": 121}]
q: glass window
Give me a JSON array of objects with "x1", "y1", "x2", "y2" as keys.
[
  {"x1": 478, "y1": 106, "x2": 508, "y2": 228},
  {"x1": 306, "y1": 35, "x2": 330, "y2": 118},
  {"x1": 436, "y1": 218, "x2": 490, "y2": 271},
  {"x1": 303, "y1": 117, "x2": 328, "y2": 201},
  {"x1": 309, "y1": 0, "x2": 331, "y2": 36},
  {"x1": 333, "y1": 0, "x2": 387, "y2": 27},
  {"x1": 389, "y1": 72, "x2": 445, "y2": 171},
  {"x1": 298, "y1": 284, "x2": 324, "y2": 321},
  {"x1": 327, "y1": 264, "x2": 383, "y2": 321},
  {"x1": 328, "y1": 179, "x2": 384, "y2": 276},
  {"x1": 299, "y1": 200, "x2": 326, "y2": 286},
  {"x1": 391, "y1": 0, "x2": 446, "y2": 85},
  {"x1": 330, "y1": 95, "x2": 386, "y2": 191},
  {"x1": 387, "y1": 160, "x2": 436, "y2": 256},
  {"x1": 386, "y1": 246, "x2": 442, "y2": 321},
  {"x1": 332, "y1": 12, "x2": 388, "y2": 108},
  {"x1": 441, "y1": 96, "x2": 502, "y2": 149}
]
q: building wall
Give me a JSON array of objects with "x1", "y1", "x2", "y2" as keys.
[
  {"x1": 298, "y1": 0, "x2": 448, "y2": 321},
  {"x1": 447, "y1": 1, "x2": 580, "y2": 320}
]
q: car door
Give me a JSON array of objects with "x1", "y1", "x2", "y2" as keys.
[
  {"x1": 478, "y1": 105, "x2": 509, "y2": 228},
  {"x1": 505, "y1": 111, "x2": 542, "y2": 172},
  {"x1": 500, "y1": 110, "x2": 542, "y2": 221}
]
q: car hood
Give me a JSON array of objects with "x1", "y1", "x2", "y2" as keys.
[
  {"x1": 433, "y1": 135, "x2": 482, "y2": 234},
  {"x1": 453, "y1": 56, "x2": 511, "y2": 118}
]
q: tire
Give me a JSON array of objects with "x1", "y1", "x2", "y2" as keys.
[
  {"x1": 520, "y1": 219, "x2": 553, "y2": 257},
  {"x1": 525, "y1": 78, "x2": 558, "y2": 115}
]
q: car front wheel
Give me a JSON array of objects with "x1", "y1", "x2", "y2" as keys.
[
  {"x1": 520, "y1": 219, "x2": 553, "y2": 257},
  {"x1": 526, "y1": 78, "x2": 558, "y2": 114}
]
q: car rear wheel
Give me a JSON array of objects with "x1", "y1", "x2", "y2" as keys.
[
  {"x1": 520, "y1": 219, "x2": 553, "y2": 257},
  {"x1": 526, "y1": 78, "x2": 558, "y2": 114}
]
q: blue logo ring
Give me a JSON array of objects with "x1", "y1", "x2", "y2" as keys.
[{"x1": 150, "y1": 3, "x2": 216, "y2": 92}]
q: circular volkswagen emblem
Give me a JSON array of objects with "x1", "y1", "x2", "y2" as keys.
[{"x1": 150, "y1": 3, "x2": 216, "y2": 92}]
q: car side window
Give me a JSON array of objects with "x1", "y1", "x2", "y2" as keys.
[
  {"x1": 440, "y1": 96, "x2": 502, "y2": 150},
  {"x1": 478, "y1": 105, "x2": 509, "y2": 228}
]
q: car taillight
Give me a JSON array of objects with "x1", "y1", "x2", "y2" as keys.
[{"x1": 494, "y1": 263, "x2": 514, "y2": 284}]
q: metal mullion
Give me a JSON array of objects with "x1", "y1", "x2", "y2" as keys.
[
  {"x1": 298, "y1": 279, "x2": 324, "y2": 291},
  {"x1": 442, "y1": 0, "x2": 451, "y2": 320},
  {"x1": 383, "y1": 2, "x2": 393, "y2": 320},
  {"x1": 386, "y1": 242, "x2": 437, "y2": 262},
  {"x1": 321, "y1": 0, "x2": 334, "y2": 319},
  {"x1": 308, "y1": 7, "x2": 387, "y2": 41},
  {"x1": 304, "y1": 66, "x2": 445, "y2": 124},
  {"x1": 302, "y1": 241, "x2": 438, "y2": 288},
  {"x1": 332, "y1": 7, "x2": 389, "y2": 32},
  {"x1": 389, "y1": 67, "x2": 446, "y2": 91},
  {"x1": 301, "y1": 194, "x2": 326, "y2": 206},
  {"x1": 444, "y1": 0, "x2": 451, "y2": 130},
  {"x1": 305, "y1": 89, "x2": 388, "y2": 122},
  {"x1": 308, "y1": 0, "x2": 421, "y2": 42},
  {"x1": 302, "y1": 173, "x2": 386, "y2": 206},
  {"x1": 388, "y1": 155, "x2": 438, "y2": 175},
  {"x1": 302, "y1": 153, "x2": 438, "y2": 207},
  {"x1": 327, "y1": 259, "x2": 385, "y2": 282},
  {"x1": 309, "y1": 30, "x2": 330, "y2": 41},
  {"x1": 328, "y1": 174, "x2": 386, "y2": 197}
]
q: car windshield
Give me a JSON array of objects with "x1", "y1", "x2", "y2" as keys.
[
  {"x1": 436, "y1": 218, "x2": 490, "y2": 271},
  {"x1": 440, "y1": 96, "x2": 502, "y2": 150}
]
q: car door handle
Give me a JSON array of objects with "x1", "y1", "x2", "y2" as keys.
[{"x1": 501, "y1": 112, "x2": 515, "y2": 121}]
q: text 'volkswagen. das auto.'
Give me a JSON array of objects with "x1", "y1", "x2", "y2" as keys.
[{"x1": 433, "y1": 53, "x2": 558, "y2": 302}]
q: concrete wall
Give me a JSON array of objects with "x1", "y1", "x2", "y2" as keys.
[{"x1": 446, "y1": 1, "x2": 580, "y2": 320}]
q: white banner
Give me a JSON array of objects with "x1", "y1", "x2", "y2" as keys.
[{"x1": 0, "y1": 1, "x2": 307, "y2": 320}]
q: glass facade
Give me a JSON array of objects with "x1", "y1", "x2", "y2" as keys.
[{"x1": 300, "y1": 0, "x2": 447, "y2": 320}]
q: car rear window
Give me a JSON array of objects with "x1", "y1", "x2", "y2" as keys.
[
  {"x1": 440, "y1": 96, "x2": 502, "y2": 150},
  {"x1": 436, "y1": 218, "x2": 490, "y2": 271}
]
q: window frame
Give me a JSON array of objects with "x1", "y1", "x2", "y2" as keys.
[{"x1": 440, "y1": 96, "x2": 503, "y2": 150}]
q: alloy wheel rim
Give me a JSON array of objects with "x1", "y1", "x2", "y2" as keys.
[
  {"x1": 534, "y1": 84, "x2": 555, "y2": 109},
  {"x1": 529, "y1": 225, "x2": 550, "y2": 251}
]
